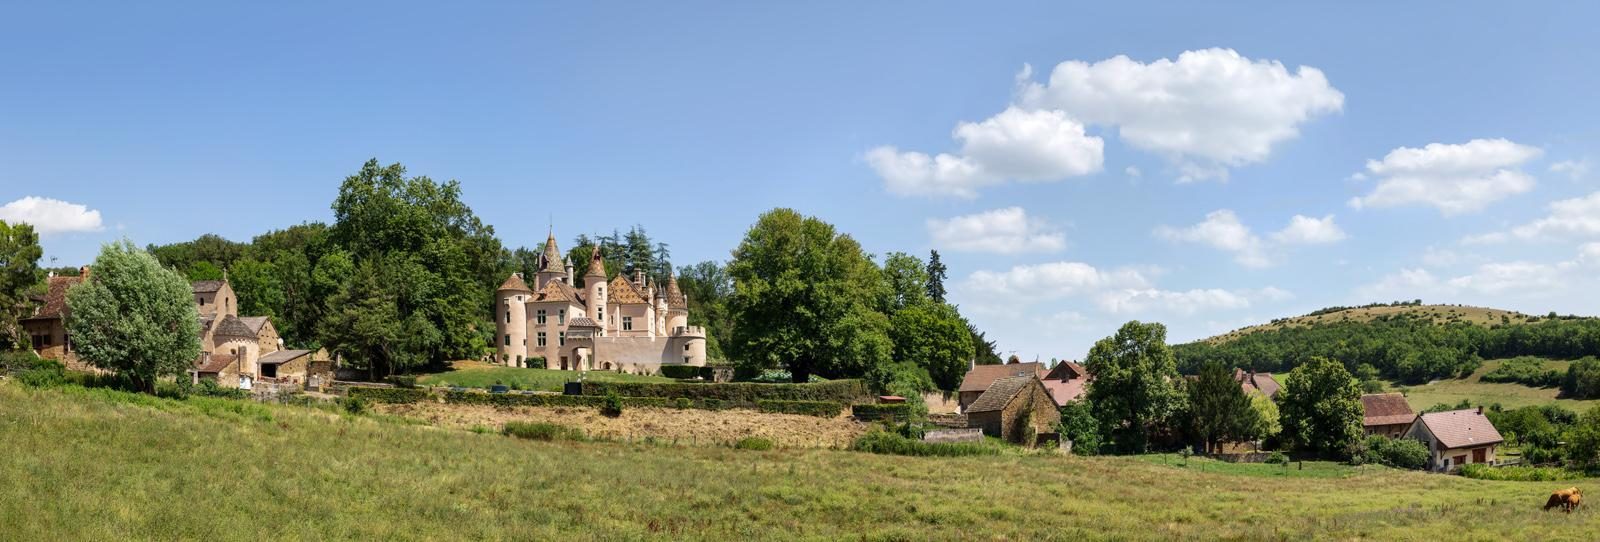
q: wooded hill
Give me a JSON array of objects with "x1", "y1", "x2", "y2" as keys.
[{"x1": 1174, "y1": 303, "x2": 1600, "y2": 384}]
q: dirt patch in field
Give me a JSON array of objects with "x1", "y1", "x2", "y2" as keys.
[{"x1": 375, "y1": 402, "x2": 871, "y2": 448}]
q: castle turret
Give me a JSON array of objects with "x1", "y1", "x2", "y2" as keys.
[
  {"x1": 584, "y1": 245, "x2": 608, "y2": 326},
  {"x1": 534, "y1": 232, "x2": 565, "y2": 290},
  {"x1": 496, "y1": 273, "x2": 532, "y2": 366},
  {"x1": 564, "y1": 256, "x2": 574, "y2": 284},
  {"x1": 653, "y1": 279, "x2": 668, "y2": 335},
  {"x1": 664, "y1": 272, "x2": 689, "y2": 333}
]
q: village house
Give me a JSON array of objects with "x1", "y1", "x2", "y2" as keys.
[
  {"x1": 965, "y1": 375, "x2": 1061, "y2": 445},
  {"x1": 957, "y1": 362, "x2": 1044, "y2": 412},
  {"x1": 493, "y1": 232, "x2": 707, "y2": 373},
  {"x1": 1360, "y1": 393, "x2": 1417, "y2": 438},
  {"x1": 19, "y1": 268, "x2": 90, "y2": 371},
  {"x1": 1406, "y1": 407, "x2": 1504, "y2": 472},
  {"x1": 1234, "y1": 369, "x2": 1281, "y2": 399},
  {"x1": 1040, "y1": 361, "x2": 1089, "y2": 407}
]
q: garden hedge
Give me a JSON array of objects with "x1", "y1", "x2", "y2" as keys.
[
  {"x1": 658, "y1": 365, "x2": 713, "y2": 380},
  {"x1": 755, "y1": 400, "x2": 844, "y2": 418},
  {"x1": 850, "y1": 403, "x2": 912, "y2": 422},
  {"x1": 347, "y1": 387, "x2": 432, "y2": 404},
  {"x1": 579, "y1": 379, "x2": 867, "y2": 403}
]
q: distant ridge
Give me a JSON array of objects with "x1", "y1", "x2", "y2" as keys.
[{"x1": 1204, "y1": 303, "x2": 1534, "y2": 344}]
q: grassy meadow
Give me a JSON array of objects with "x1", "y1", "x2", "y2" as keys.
[
  {"x1": 4, "y1": 381, "x2": 1600, "y2": 540},
  {"x1": 415, "y1": 360, "x2": 675, "y2": 391},
  {"x1": 1394, "y1": 358, "x2": 1598, "y2": 412}
]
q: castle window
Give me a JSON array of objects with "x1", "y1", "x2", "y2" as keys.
[
  {"x1": 536, "y1": 309, "x2": 546, "y2": 324},
  {"x1": 597, "y1": 307, "x2": 604, "y2": 322},
  {"x1": 537, "y1": 332, "x2": 546, "y2": 347},
  {"x1": 504, "y1": 311, "x2": 510, "y2": 324},
  {"x1": 622, "y1": 316, "x2": 633, "y2": 331},
  {"x1": 504, "y1": 334, "x2": 511, "y2": 346},
  {"x1": 558, "y1": 309, "x2": 566, "y2": 325},
  {"x1": 684, "y1": 344, "x2": 690, "y2": 351},
  {"x1": 558, "y1": 331, "x2": 566, "y2": 346}
]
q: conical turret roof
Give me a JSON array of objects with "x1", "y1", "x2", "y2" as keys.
[
  {"x1": 665, "y1": 272, "x2": 687, "y2": 309},
  {"x1": 497, "y1": 273, "x2": 531, "y2": 292},
  {"x1": 584, "y1": 245, "x2": 607, "y2": 277},
  {"x1": 538, "y1": 232, "x2": 564, "y2": 274}
]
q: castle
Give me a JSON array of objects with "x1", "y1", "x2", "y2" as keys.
[{"x1": 493, "y1": 232, "x2": 707, "y2": 373}]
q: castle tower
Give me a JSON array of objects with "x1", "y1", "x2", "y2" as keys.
[
  {"x1": 496, "y1": 272, "x2": 532, "y2": 366},
  {"x1": 564, "y1": 256, "x2": 574, "y2": 284},
  {"x1": 664, "y1": 272, "x2": 689, "y2": 333},
  {"x1": 653, "y1": 279, "x2": 668, "y2": 336},
  {"x1": 534, "y1": 232, "x2": 565, "y2": 290},
  {"x1": 584, "y1": 245, "x2": 608, "y2": 326}
]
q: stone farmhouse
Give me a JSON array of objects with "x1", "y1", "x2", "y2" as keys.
[
  {"x1": 958, "y1": 360, "x2": 1088, "y2": 412},
  {"x1": 493, "y1": 232, "x2": 707, "y2": 373},
  {"x1": 1407, "y1": 407, "x2": 1504, "y2": 472},
  {"x1": 965, "y1": 375, "x2": 1062, "y2": 445},
  {"x1": 22, "y1": 269, "x2": 326, "y2": 391},
  {"x1": 1360, "y1": 393, "x2": 1417, "y2": 438}
]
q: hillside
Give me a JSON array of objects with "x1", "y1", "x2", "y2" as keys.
[
  {"x1": 1207, "y1": 304, "x2": 1532, "y2": 344},
  {"x1": 4, "y1": 381, "x2": 1600, "y2": 540}
]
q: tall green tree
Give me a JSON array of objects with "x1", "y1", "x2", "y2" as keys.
[
  {"x1": 889, "y1": 302, "x2": 974, "y2": 390},
  {"x1": 1278, "y1": 357, "x2": 1363, "y2": 458},
  {"x1": 882, "y1": 252, "x2": 928, "y2": 311},
  {"x1": 1188, "y1": 361, "x2": 1260, "y2": 453},
  {"x1": 925, "y1": 249, "x2": 947, "y2": 304},
  {"x1": 726, "y1": 208, "x2": 892, "y2": 382},
  {"x1": 1085, "y1": 321, "x2": 1183, "y2": 453},
  {"x1": 319, "y1": 159, "x2": 503, "y2": 375},
  {"x1": 65, "y1": 241, "x2": 201, "y2": 392},
  {"x1": 967, "y1": 320, "x2": 1002, "y2": 365},
  {"x1": 0, "y1": 220, "x2": 44, "y2": 350}
]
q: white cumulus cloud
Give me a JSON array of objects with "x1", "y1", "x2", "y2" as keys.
[
  {"x1": 962, "y1": 261, "x2": 1150, "y2": 302},
  {"x1": 1016, "y1": 48, "x2": 1344, "y2": 182},
  {"x1": 1155, "y1": 209, "x2": 1268, "y2": 267},
  {"x1": 1271, "y1": 214, "x2": 1347, "y2": 244},
  {"x1": 865, "y1": 107, "x2": 1103, "y2": 198},
  {"x1": 1550, "y1": 159, "x2": 1591, "y2": 181},
  {"x1": 926, "y1": 207, "x2": 1065, "y2": 254},
  {"x1": 1348, "y1": 138, "x2": 1542, "y2": 215},
  {"x1": 1466, "y1": 190, "x2": 1600, "y2": 244},
  {"x1": 0, "y1": 196, "x2": 104, "y2": 235}
]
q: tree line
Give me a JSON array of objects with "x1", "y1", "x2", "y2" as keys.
[{"x1": 1174, "y1": 312, "x2": 1600, "y2": 384}]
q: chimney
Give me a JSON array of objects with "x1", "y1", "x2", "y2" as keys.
[{"x1": 80, "y1": 265, "x2": 91, "y2": 281}]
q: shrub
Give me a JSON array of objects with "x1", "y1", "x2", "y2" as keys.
[
  {"x1": 734, "y1": 436, "x2": 775, "y2": 451},
  {"x1": 580, "y1": 379, "x2": 867, "y2": 404},
  {"x1": 1460, "y1": 464, "x2": 1580, "y2": 481},
  {"x1": 674, "y1": 397, "x2": 693, "y2": 410},
  {"x1": 347, "y1": 386, "x2": 431, "y2": 404},
  {"x1": 385, "y1": 374, "x2": 419, "y2": 389},
  {"x1": 755, "y1": 400, "x2": 843, "y2": 418},
  {"x1": 343, "y1": 396, "x2": 368, "y2": 415},
  {"x1": 850, "y1": 431, "x2": 1000, "y2": 457},
  {"x1": 0, "y1": 350, "x2": 42, "y2": 375},
  {"x1": 15, "y1": 359, "x2": 67, "y2": 388},
  {"x1": 659, "y1": 365, "x2": 711, "y2": 380},
  {"x1": 1265, "y1": 451, "x2": 1289, "y2": 465},
  {"x1": 1352, "y1": 435, "x2": 1429, "y2": 470},
  {"x1": 851, "y1": 403, "x2": 912, "y2": 422},
  {"x1": 1481, "y1": 357, "x2": 1562, "y2": 387},
  {"x1": 503, "y1": 421, "x2": 585, "y2": 442},
  {"x1": 1562, "y1": 357, "x2": 1600, "y2": 399},
  {"x1": 600, "y1": 392, "x2": 624, "y2": 417},
  {"x1": 195, "y1": 378, "x2": 249, "y2": 399}
]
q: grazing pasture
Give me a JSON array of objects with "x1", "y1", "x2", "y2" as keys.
[
  {"x1": 1396, "y1": 358, "x2": 1598, "y2": 412},
  {"x1": 3, "y1": 381, "x2": 1599, "y2": 540}
]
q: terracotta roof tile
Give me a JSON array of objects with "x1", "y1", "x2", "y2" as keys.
[
  {"x1": 1361, "y1": 393, "x2": 1417, "y2": 427},
  {"x1": 538, "y1": 234, "x2": 564, "y2": 274},
  {"x1": 1417, "y1": 409, "x2": 1503, "y2": 449},
  {"x1": 959, "y1": 362, "x2": 1045, "y2": 393},
  {"x1": 498, "y1": 273, "x2": 532, "y2": 292},
  {"x1": 664, "y1": 273, "x2": 687, "y2": 309},
  {"x1": 213, "y1": 315, "x2": 256, "y2": 340},
  {"x1": 584, "y1": 245, "x2": 607, "y2": 277},
  {"x1": 197, "y1": 353, "x2": 237, "y2": 373},
  {"x1": 607, "y1": 276, "x2": 649, "y2": 305},
  {"x1": 533, "y1": 279, "x2": 585, "y2": 306},
  {"x1": 567, "y1": 317, "x2": 600, "y2": 328},
  {"x1": 24, "y1": 275, "x2": 81, "y2": 320}
]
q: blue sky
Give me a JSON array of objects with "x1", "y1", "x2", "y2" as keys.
[{"x1": 4, "y1": 2, "x2": 1599, "y2": 361}]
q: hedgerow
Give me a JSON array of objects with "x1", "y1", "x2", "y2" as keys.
[
  {"x1": 850, "y1": 431, "x2": 1000, "y2": 457},
  {"x1": 850, "y1": 403, "x2": 911, "y2": 422},
  {"x1": 755, "y1": 400, "x2": 843, "y2": 418},
  {"x1": 579, "y1": 379, "x2": 866, "y2": 403},
  {"x1": 346, "y1": 387, "x2": 431, "y2": 404}
]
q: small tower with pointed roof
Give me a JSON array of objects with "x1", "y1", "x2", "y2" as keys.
[
  {"x1": 584, "y1": 245, "x2": 608, "y2": 328},
  {"x1": 664, "y1": 272, "x2": 689, "y2": 333},
  {"x1": 534, "y1": 232, "x2": 565, "y2": 290},
  {"x1": 496, "y1": 272, "x2": 532, "y2": 366}
]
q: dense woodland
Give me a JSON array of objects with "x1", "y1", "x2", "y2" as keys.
[{"x1": 1175, "y1": 312, "x2": 1600, "y2": 384}]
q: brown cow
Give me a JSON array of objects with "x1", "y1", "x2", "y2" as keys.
[{"x1": 1545, "y1": 487, "x2": 1583, "y2": 513}]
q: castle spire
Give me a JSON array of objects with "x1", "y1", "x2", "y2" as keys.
[{"x1": 584, "y1": 244, "x2": 607, "y2": 277}]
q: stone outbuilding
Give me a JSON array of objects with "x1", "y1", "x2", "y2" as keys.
[
  {"x1": 965, "y1": 375, "x2": 1061, "y2": 446},
  {"x1": 1407, "y1": 407, "x2": 1504, "y2": 472},
  {"x1": 1361, "y1": 393, "x2": 1417, "y2": 438},
  {"x1": 957, "y1": 362, "x2": 1045, "y2": 412}
]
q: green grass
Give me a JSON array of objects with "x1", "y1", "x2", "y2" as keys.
[
  {"x1": 6, "y1": 381, "x2": 1600, "y2": 540},
  {"x1": 1130, "y1": 454, "x2": 1376, "y2": 479},
  {"x1": 1394, "y1": 358, "x2": 1599, "y2": 412},
  {"x1": 416, "y1": 361, "x2": 674, "y2": 391}
]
